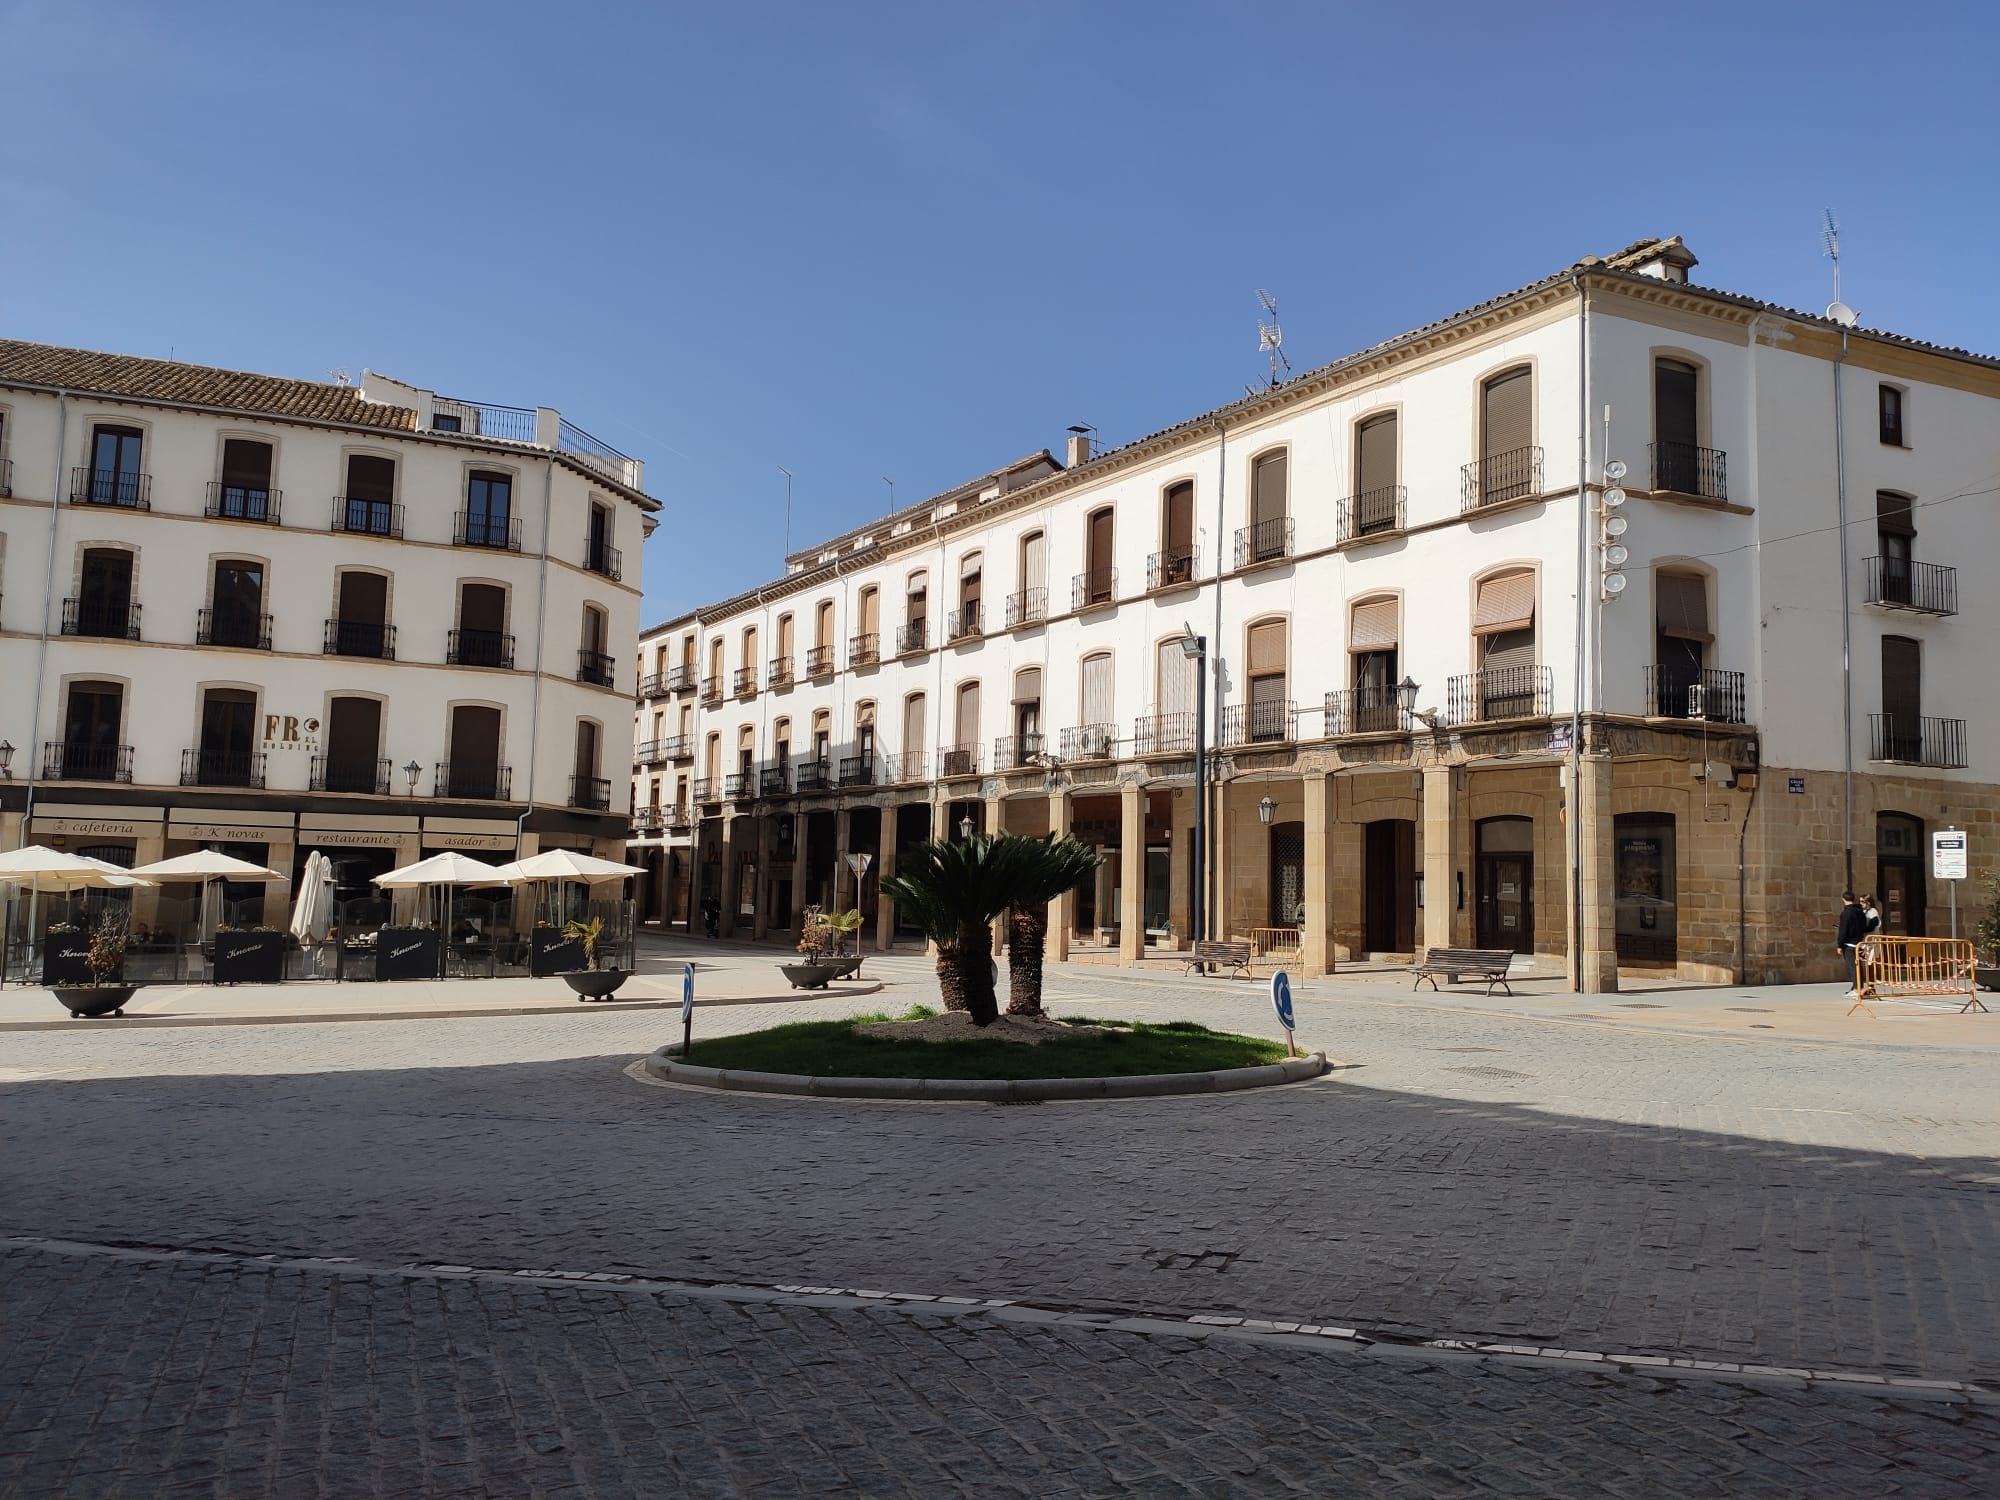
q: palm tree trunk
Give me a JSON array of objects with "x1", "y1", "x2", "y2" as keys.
[
  {"x1": 1007, "y1": 906, "x2": 1046, "y2": 1016},
  {"x1": 934, "y1": 941, "x2": 966, "y2": 1012},
  {"x1": 954, "y1": 922, "x2": 999, "y2": 1025}
]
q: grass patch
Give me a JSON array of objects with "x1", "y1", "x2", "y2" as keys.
[{"x1": 684, "y1": 1015, "x2": 1286, "y2": 1081}]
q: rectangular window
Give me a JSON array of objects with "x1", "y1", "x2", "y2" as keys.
[
  {"x1": 1876, "y1": 491, "x2": 1915, "y2": 604},
  {"x1": 1879, "y1": 385, "x2": 1904, "y2": 447},
  {"x1": 1354, "y1": 414, "x2": 1398, "y2": 534},
  {"x1": 465, "y1": 471, "x2": 513, "y2": 548},
  {"x1": 88, "y1": 425, "x2": 145, "y2": 505},
  {"x1": 217, "y1": 439, "x2": 275, "y2": 520},
  {"x1": 1653, "y1": 359, "x2": 1700, "y2": 492}
]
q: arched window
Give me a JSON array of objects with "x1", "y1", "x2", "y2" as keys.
[
  {"x1": 953, "y1": 552, "x2": 983, "y2": 638},
  {"x1": 1244, "y1": 448, "x2": 1290, "y2": 563},
  {"x1": 1345, "y1": 595, "x2": 1401, "y2": 732},
  {"x1": 1470, "y1": 569, "x2": 1538, "y2": 717},
  {"x1": 1243, "y1": 617, "x2": 1290, "y2": 742},
  {"x1": 1080, "y1": 509, "x2": 1114, "y2": 606},
  {"x1": 1074, "y1": 651, "x2": 1114, "y2": 758},
  {"x1": 1474, "y1": 365, "x2": 1536, "y2": 505},
  {"x1": 945, "y1": 680, "x2": 981, "y2": 774},
  {"x1": 1014, "y1": 530, "x2": 1048, "y2": 624},
  {"x1": 1652, "y1": 570, "x2": 1713, "y2": 716},
  {"x1": 1156, "y1": 482, "x2": 1195, "y2": 586}
]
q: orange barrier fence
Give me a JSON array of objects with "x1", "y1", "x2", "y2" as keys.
[
  {"x1": 1850, "y1": 936, "x2": 1985, "y2": 1016},
  {"x1": 1248, "y1": 927, "x2": 1304, "y2": 972}
]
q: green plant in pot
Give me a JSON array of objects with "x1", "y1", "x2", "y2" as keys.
[
  {"x1": 559, "y1": 915, "x2": 627, "y2": 999},
  {"x1": 1975, "y1": 867, "x2": 2000, "y2": 991},
  {"x1": 52, "y1": 910, "x2": 138, "y2": 1019}
]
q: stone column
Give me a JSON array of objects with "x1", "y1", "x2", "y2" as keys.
[
  {"x1": 1302, "y1": 771, "x2": 1331, "y2": 975},
  {"x1": 1118, "y1": 779, "x2": 1144, "y2": 966},
  {"x1": 1211, "y1": 778, "x2": 1232, "y2": 941},
  {"x1": 789, "y1": 820, "x2": 809, "y2": 939},
  {"x1": 1048, "y1": 786, "x2": 1072, "y2": 963},
  {"x1": 751, "y1": 815, "x2": 771, "y2": 941},
  {"x1": 1574, "y1": 751, "x2": 1619, "y2": 993},
  {"x1": 1421, "y1": 763, "x2": 1458, "y2": 955},
  {"x1": 717, "y1": 813, "x2": 738, "y2": 939},
  {"x1": 833, "y1": 806, "x2": 852, "y2": 911},
  {"x1": 875, "y1": 804, "x2": 898, "y2": 951},
  {"x1": 984, "y1": 790, "x2": 1006, "y2": 956}
]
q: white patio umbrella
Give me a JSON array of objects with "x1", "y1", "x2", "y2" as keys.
[
  {"x1": 489, "y1": 850, "x2": 646, "y2": 883},
  {"x1": 129, "y1": 850, "x2": 286, "y2": 940},
  {"x1": 373, "y1": 852, "x2": 520, "y2": 939},
  {"x1": 0, "y1": 847, "x2": 155, "y2": 980},
  {"x1": 289, "y1": 852, "x2": 336, "y2": 973}
]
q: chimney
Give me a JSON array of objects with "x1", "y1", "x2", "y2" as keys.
[{"x1": 1065, "y1": 426, "x2": 1095, "y2": 468}]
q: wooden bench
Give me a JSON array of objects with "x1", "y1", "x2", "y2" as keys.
[
  {"x1": 1184, "y1": 940, "x2": 1254, "y2": 980},
  {"x1": 1412, "y1": 946, "x2": 1518, "y2": 997}
]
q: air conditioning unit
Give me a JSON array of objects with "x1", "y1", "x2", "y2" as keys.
[{"x1": 1685, "y1": 684, "x2": 1708, "y2": 720}]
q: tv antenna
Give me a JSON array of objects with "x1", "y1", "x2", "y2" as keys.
[
  {"x1": 328, "y1": 367, "x2": 351, "y2": 386},
  {"x1": 1822, "y1": 210, "x2": 1858, "y2": 326},
  {"x1": 1254, "y1": 289, "x2": 1291, "y2": 392}
]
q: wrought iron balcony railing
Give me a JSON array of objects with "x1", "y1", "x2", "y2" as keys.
[
  {"x1": 795, "y1": 759, "x2": 832, "y2": 793},
  {"x1": 1222, "y1": 699, "x2": 1296, "y2": 746},
  {"x1": 583, "y1": 537, "x2": 622, "y2": 581},
  {"x1": 837, "y1": 753, "x2": 874, "y2": 788},
  {"x1": 434, "y1": 762, "x2": 513, "y2": 800},
  {"x1": 693, "y1": 777, "x2": 721, "y2": 804},
  {"x1": 664, "y1": 735, "x2": 692, "y2": 761},
  {"x1": 1335, "y1": 485, "x2": 1406, "y2": 543},
  {"x1": 579, "y1": 649, "x2": 618, "y2": 687},
  {"x1": 639, "y1": 672, "x2": 669, "y2": 699},
  {"x1": 324, "y1": 618, "x2": 396, "y2": 659},
  {"x1": 1869, "y1": 714, "x2": 1968, "y2": 769},
  {"x1": 896, "y1": 620, "x2": 929, "y2": 655},
  {"x1": 447, "y1": 627, "x2": 514, "y2": 669},
  {"x1": 666, "y1": 663, "x2": 695, "y2": 693},
  {"x1": 636, "y1": 740, "x2": 669, "y2": 766},
  {"x1": 1072, "y1": 569, "x2": 1117, "y2": 611},
  {"x1": 72, "y1": 466, "x2": 150, "y2": 509},
  {"x1": 665, "y1": 804, "x2": 693, "y2": 831},
  {"x1": 1864, "y1": 557, "x2": 1958, "y2": 616},
  {"x1": 1234, "y1": 516, "x2": 1295, "y2": 568},
  {"x1": 767, "y1": 656, "x2": 793, "y2": 688},
  {"x1": 1146, "y1": 547, "x2": 1199, "y2": 591},
  {"x1": 332, "y1": 496, "x2": 403, "y2": 538},
  {"x1": 310, "y1": 754, "x2": 391, "y2": 795},
  {"x1": 570, "y1": 774, "x2": 612, "y2": 811},
  {"x1": 1644, "y1": 666, "x2": 1746, "y2": 724},
  {"x1": 805, "y1": 644, "x2": 835, "y2": 677},
  {"x1": 849, "y1": 634, "x2": 879, "y2": 669},
  {"x1": 760, "y1": 766, "x2": 791, "y2": 797},
  {"x1": 1133, "y1": 713, "x2": 1194, "y2": 756},
  {"x1": 182, "y1": 748, "x2": 266, "y2": 789},
  {"x1": 631, "y1": 805, "x2": 664, "y2": 833},
  {"x1": 1446, "y1": 664, "x2": 1552, "y2": 724},
  {"x1": 700, "y1": 675, "x2": 723, "y2": 703},
  {"x1": 732, "y1": 665, "x2": 758, "y2": 697},
  {"x1": 1325, "y1": 686, "x2": 1410, "y2": 736},
  {"x1": 1461, "y1": 446, "x2": 1544, "y2": 510},
  {"x1": 1059, "y1": 724, "x2": 1116, "y2": 761},
  {"x1": 1005, "y1": 587, "x2": 1048, "y2": 628},
  {"x1": 883, "y1": 751, "x2": 928, "y2": 784},
  {"x1": 196, "y1": 608, "x2": 273, "y2": 651},
  {"x1": 61, "y1": 598, "x2": 141, "y2": 640},
  {"x1": 1649, "y1": 441, "x2": 1728, "y2": 501},
  {"x1": 937, "y1": 744, "x2": 980, "y2": 778},
  {"x1": 205, "y1": 481, "x2": 281, "y2": 524},
  {"x1": 453, "y1": 511, "x2": 522, "y2": 551},
  {"x1": 42, "y1": 742, "x2": 134, "y2": 783},
  {"x1": 947, "y1": 603, "x2": 983, "y2": 641},
  {"x1": 992, "y1": 733, "x2": 1044, "y2": 772},
  {"x1": 723, "y1": 771, "x2": 754, "y2": 799}
]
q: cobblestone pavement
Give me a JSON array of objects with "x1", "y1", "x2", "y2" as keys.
[{"x1": 3, "y1": 947, "x2": 1998, "y2": 1494}]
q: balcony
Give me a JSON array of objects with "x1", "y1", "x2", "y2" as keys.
[
  {"x1": 1869, "y1": 714, "x2": 1968, "y2": 769},
  {"x1": 946, "y1": 603, "x2": 983, "y2": 642},
  {"x1": 1649, "y1": 441, "x2": 1728, "y2": 501},
  {"x1": 570, "y1": 775, "x2": 613, "y2": 811},
  {"x1": 0, "y1": 455, "x2": 10, "y2": 496},
  {"x1": 1325, "y1": 686, "x2": 1410, "y2": 736},
  {"x1": 1133, "y1": 713, "x2": 1194, "y2": 756},
  {"x1": 1072, "y1": 569, "x2": 1117, "y2": 611},
  {"x1": 205, "y1": 481, "x2": 281, "y2": 524},
  {"x1": 181, "y1": 748, "x2": 267, "y2": 789},
  {"x1": 332, "y1": 496, "x2": 403, "y2": 538},
  {"x1": 1005, "y1": 587, "x2": 1048, "y2": 628},
  {"x1": 805, "y1": 644, "x2": 835, "y2": 677},
  {"x1": 1233, "y1": 517, "x2": 1295, "y2": 568},
  {"x1": 937, "y1": 744, "x2": 981, "y2": 778},
  {"x1": 760, "y1": 765, "x2": 791, "y2": 797},
  {"x1": 632, "y1": 805, "x2": 664, "y2": 834},
  {"x1": 700, "y1": 675, "x2": 723, "y2": 704},
  {"x1": 324, "y1": 619, "x2": 396, "y2": 660},
  {"x1": 434, "y1": 762, "x2": 513, "y2": 800},
  {"x1": 636, "y1": 740, "x2": 670, "y2": 767},
  {"x1": 732, "y1": 665, "x2": 758, "y2": 698},
  {"x1": 795, "y1": 759, "x2": 832, "y2": 794},
  {"x1": 1644, "y1": 666, "x2": 1746, "y2": 724},
  {"x1": 993, "y1": 733, "x2": 1043, "y2": 772},
  {"x1": 578, "y1": 649, "x2": 618, "y2": 687},
  {"x1": 454, "y1": 512, "x2": 522, "y2": 551},
  {"x1": 883, "y1": 751, "x2": 928, "y2": 784},
  {"x1": 41, "y1": 742, "x2": 134, "y2": 783},
  {"x1": 1222, "y1": 699, "x2": 1296, "y2": 747},
  {"x1": 664, "y1": 735, "x2": 692, "y2": 761},
  {"x1": 583, "y1": 537, "x2": 622, "y2": 581},
  {"x1": 723, "y1": 771, "x2": 754, "y2": 800},
  {"x1": 71, "y1": 466, "x2": 151, "y2": 510},
  {"x1": 61, "y1": 598, "x2": 141, "y2": 640},
  {"x1": 667, "y1": 663, "x2": 696, "y2": 694},
  {"x1": 197, "y1": 608, "x2": 273, "y2": 651},
  {"x1": 768, "y1": 656, "x2": 794, "y2": 689},
  {"x1": 665, "y1": 804, "x2": 693, "y2": 832},
  {"x1": 848, "y1": 633, "x2": 880, "y2": 669},
  {"x1": 310, "y1": 754, "x2": 391, "y2": 795},
  {"x1": 1461, "y1": 446, "x2": 1544, "y2": 510},
  {"x1": 693, "y1": 777, "x2": 721, "y2": 804},
  {"x1": 639, "y1": 672, "x2": 670, "y2": 699},
  {"x1": 896, "y1": 620, "x2": 929, "y2": 656},
  {"x1": 1865, "y1": 557, "x2": 1958, "y2": 616},
  {"x1": 1146, "y1": 547, "x2": 1199, "y2": 592},
  {"x1": 1446, "y1": 664, "x2": 1552, "y2": 724},
  {"x1": 837, "y1": 753, "x2": 874, "y2": 788},
  {"x1": 1336, "y1": 486, "x2": 1406, "y2": 544},
  {"x1": 447, "y1": 627, "x2": 514, "y2": 669},
  {"x1": 1059, "y1": 724, "x2": 1116, "y2": 762}
]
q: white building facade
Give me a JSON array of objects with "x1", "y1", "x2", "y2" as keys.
[
  {"x1": 628, "y1": 237, "x2": 1997, "y2": 986},
  {"x1": 0, "y1": 341, "x2": 657, "y2": 925}
]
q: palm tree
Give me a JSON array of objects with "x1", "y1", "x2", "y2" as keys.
[
  {"x1": 1004, "y1": 835, "x2": 1101, "y2": 1017},
  {"x1": 881, "y1": 834, "x2": 1030, "y2": 1026}
]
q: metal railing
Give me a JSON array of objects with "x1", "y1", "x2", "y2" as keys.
[
  {"x1": 579, "y1": 649, "x2": 618, "y2": 687},
  {"x1": 1335, "y1": 485, "x2": 1406, "y2": 543},
  {"x1": 664, "y1": 735, "x2": 692, "y2": 760},
  {"x1": 0, "y1": 455, "x2": 10, "y2": 496},
  {"x1": 1146, "y1": 547, "x2": 1199, "y2": 591},
  {"x1": 700, "y1": 675, "x2": 723, "y2": 703},
  {"x1": 849, "y1": 633, "x2": 880, "y2": 669},
  {"x1": 636, "y1": 740, "x2": 670, "y2": 766},
  {"x1": 453, "y1": 511, "x2": 522, "y2": 550},
  {"x1": 1461, "y1": 446, "x2": 1543, "y2": 510},
  {"x1": 1868, "y1": 714, "x2": 1968, "y2": 769},
  {"x1": 883, "y1": 751, "x2": 928, "y2": 784},
  {"x1": 447, "y1": 627, "x2": 514, "y2": 669},
  {"x1": 435, "y1": 762, "x2": 513, "y2": 800},
  {"x1": 993, "y1": 733, "x2": 1043, "y2": 771},
  {"x1": 937, "y1": 744, "x2": 980, "y2": 777},
  {"x1": 1072, "y1": 569, "x2": 1117, "y2": 610},
  {"x1": 666, "y1": 663, "x2": 695, "y2": 693},
  {"x1": 947, "y1": 603, "x2": 983, "y2": 641},
  {"x1": 631, "y1": 806, "x2": 664, "y2": 833},
  {"x1": 324, "y1": 619, "x2": 396, "y2": 659},
  {"x1": 665, "y1": 804, "x2": 693, "y2": 831},
  {"x1": 1133, "y1": 713, "x2": 1194, "y2": 756},
  {"x1": 196, "y1": 608, "x2": 273, "y2": 650},
  {"x1": 806, "y1": 644, "x2": 835, "y2": 676},
  {"x1": 332, "y1": 496, "x2": 402, "y2": 538},
  {"x1": 1446, "y1": 664, "x2": 1552, "y2": 723},
  {"x1": 570, "y1": 775, "x2": 612, "y2": 811},
  {"x1": 1325, "y1": 686, "x2": 1409, "y2": 736},
  {"x1": 1005, "y1": 587, "x2": 1048, "y2": 628},
  {"x1": 583, "y1": 537, "x2": 622, "y2": 581},
  {"x1": 42, "y1": 742, "x2": 133, "y2": 783},
  {"x1": 1059, "y1": 724, "x2": 1117, "y2": 761},
  {"x1": 1650, "y1": 441, "x2": 1728, "y2": 501},
  {"x1": 1864, "y1": 557, "x2": 1958, "y2": 615},
  {"x1": 71, "y1": 467, "x2": 151, "y2": 509},
  {"x1": 639, "y1": 672, "x2": 669, "y2": 698},
  {"x1": 760, "y1": 766, "x2": 790, "y2": 797},
  {"x1": 723, "y1": 771, "x2": 754, "y2": 799},
  {"x1": 896, "y1": 620, "x2": 929, "y2": 655},
  {"x1": 1222, "y1": 698, "x2": 1296, "y2": 746},
  {"x1": 732, "y1": 665, "x2": 758, "y2": 697},
  {"x1": 61, "y1": 598, "x2": 141, "y2": 640},
  {"x1": 432, "y1": 396, "x2": 537, "y2": 441},
  {"x1": 693, "y1": 777, "x2": 721, "y2": 803},
  {"x1": 311, "y1": 754, "x2": 391, "y2": 795},
  {"x1": 768, "y1": 656, "x2": 793, "y2": 688},
  {"x1": 205, "y1": 481, "x2": 281, "y2": 524},
  {"x1": 837, "y1": 753, "x2": 874, "y2": 788},
  {"x1": 182, "y1": 748, "x2": 267, "y2": 789},
  {"x1": 795, "y1": 759, "x2": 832, "y2": 793},
  {"x1": 1645, "y1": 665, "x2": 1746, "y2": 724},
  {"x1": 1234, "y1": 516, "x2": 1295, "y2": 568},
  {"x1": 557, "y1": 418, "x2": 641, "y2": 487}
]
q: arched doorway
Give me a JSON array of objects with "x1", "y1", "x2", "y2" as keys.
[
  {"x1": 1876, "y1": 813, "x2": 1927, "y2": 936},
  {"x1": 1475, "y1": 816, "x2": 1535, "y2": 953},
  {"x1": 1268, "y1": 820, "x2": 1305, "y2": 928}
]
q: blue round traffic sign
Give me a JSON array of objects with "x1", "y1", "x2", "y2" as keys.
[{"x1": 1271, "y1": 970, "x2": 1295, "y2": 1032}]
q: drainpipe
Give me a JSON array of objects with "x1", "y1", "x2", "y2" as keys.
[
  {"x1": 1832, "y1": 328, "x2": 1854, "y2": 890},
  {"x1": 1736, "y1": 769, "x2": 1759, "y2": 983},
  {"x1": 1568, "y1": 273, "x2": 1589, "y2": 991},
  {"x1": 1208, "y1": 417, "x2": 1227, "y2": 939},
  {"x1": 19, "y1": 391, "x2": 69, "y2": 849},
  {"x1": 517, "y1": 455, "x2": 556, "y2": 857}
]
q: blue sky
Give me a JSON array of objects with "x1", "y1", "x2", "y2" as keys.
[{"x1": 5, "y1": 1, "x2": 1995, "y2": 626}]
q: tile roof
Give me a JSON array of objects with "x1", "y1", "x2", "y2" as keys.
[{"x1": 0, "y1": 339, "x2": 419, "y2": 431}]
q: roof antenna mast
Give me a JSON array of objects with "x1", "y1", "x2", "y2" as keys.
[
  {"x1": 1822, "y1": 210, "x2": 1858, "y2": 327},
  {"x1": 1255, "y1": 290, "x2": 1291, "y2": 393}
]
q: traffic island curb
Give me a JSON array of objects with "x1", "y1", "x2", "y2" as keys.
[{"x1": 642, "y1": 1046, "x2": 1330, "y2": 1101}]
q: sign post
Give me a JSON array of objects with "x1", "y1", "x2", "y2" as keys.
[
  {"x1": 1270, "y1": 969, "x2": 1297, "y2": 1058},
  {"x1": 1933, "y1": 829, "x2": 1967, "y2": 939},
  {"x1": 681, "y1": 962, "x2": 696, "y2": 1059}
]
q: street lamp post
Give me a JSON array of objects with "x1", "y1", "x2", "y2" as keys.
[{"x1": 1180, "y1": 626, "x2": 1208, "y2": 945}]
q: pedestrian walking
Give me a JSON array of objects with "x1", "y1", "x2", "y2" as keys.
[{"x1": 1836, "y1": 890, "x2": 1868, "y2": 996}]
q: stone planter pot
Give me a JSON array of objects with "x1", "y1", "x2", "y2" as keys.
[
  {"x1": 829, "y1": 954, "x2": 864, "y2": 979},
  {"x1": 781, "y1": 962, "x2": 839, "y2": 991},
  {"x1": 1976, "y1": 965, "x2": 2000, "y2": 993},
  {"x1": 562, "y1": 969, "x2": 629, "y2": 1000},
  {"x1": 53, "y1": 984, "x2": 138, "y2": 1018}
]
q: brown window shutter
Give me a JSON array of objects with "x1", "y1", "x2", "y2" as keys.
[
  {"x1": 1013, "y1": 666, "x2": 1042, "y2": 704},
  {"x1": 1655, "y1": 573, "x2": 1711, "y2": 640},
  {"x1": 1876, "y1": 491, "x2": 1915, "y2": 537},
  {"x1": 1482, "y1": 368, "x2": 1532, "y2": 458},
  {"x1": 1349, "y1": 598, "x2": 1400, "y2": 651},
  {"x1": 1164, "y1": 483, "x2": 1194, "y2": 552},
  {"x1": 1472, "y1": 571, "x2": 1537, "y2": 635},
  {"x1": 1247, "y1": 619, "x2": 1287, "y2": 673},
  {"x1": 955, "y1": 683, "x2": 980, "y2": 745},
  {"x1": 1357, "y1": 415, "x2": 1397, "y2": 495},
  {"x1": 1253, "y1": 451, "x2": 1288, "y2": 527},
  {"x1": 1481, "y1": 629, "x2": 1537, "y2": 673},
  {"x1": 1081, "y1": 654, "x2": 1114, "y2": 723}
]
